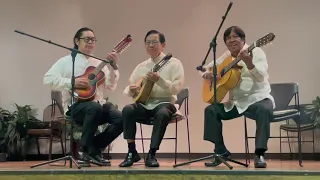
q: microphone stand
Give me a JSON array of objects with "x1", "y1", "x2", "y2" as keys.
[
  {"x1": 174, "y1": 2, "x2": 248, "y2": 169},
  {"x1": 14, "y1": 30, "x2": 110, "y2": 169}
]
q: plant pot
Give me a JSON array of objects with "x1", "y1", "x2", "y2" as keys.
[{"x1": 0, "y1": 153, "x2": 7, "y2": 162}]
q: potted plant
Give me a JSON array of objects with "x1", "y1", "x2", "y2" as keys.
[
  {"x1": 305, "y1": 96, "x2": 320, "y2": 126},
  {"x1": 0, "y1": 107, "x2": 11, "y2": 162},
  {"x1": 0, "y1": 104, "x2": 40, "y2": 160}
]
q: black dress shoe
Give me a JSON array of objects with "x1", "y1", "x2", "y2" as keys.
[
  {"x1": 204, "y1": 151, "x2": 231, "y2": 167},
  {"x1": 145, "y1": 153, "x2": 159, "y2": 167},
  {"x1": 91, "y1": 152, "x2": 111, "y2": 166},
  {"x1": 77, "y1": 151, "x2": 91, "y2": 167},
  {"x1": 119, "y1": 151, "x2": 141, "y2": 167},
  {"x1": 254, "y1": 155, "x2": 267, "y2": 168}
]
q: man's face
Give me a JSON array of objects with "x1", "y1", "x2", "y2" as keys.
[
  {"x1": 225, "y1": 30, "x2": 245, "y2": 55},
  {"x1": 145, "y1": 33, "x2": 165, "y2": 58},
  {"x1": 75, "y1": 30, "x2": 96, "y2": 54}
]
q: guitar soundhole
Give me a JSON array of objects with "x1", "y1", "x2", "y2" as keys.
[{"x1": 88, "y1": 74, "x2": 96, "y2": 80}]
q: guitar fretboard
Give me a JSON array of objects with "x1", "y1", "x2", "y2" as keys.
[
  {"x1": 152, "y1": 53, "x2": 172, "y2": 72},
  {"x1": 91, "y1": 35, "x2": 132, "y2": 76},
  {"x1": 221, "y1": 42, "x2": 255, "y2": 76}
]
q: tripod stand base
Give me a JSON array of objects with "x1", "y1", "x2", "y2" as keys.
[
  {"x1": 173, "y1": 154, "x2": 248, "y2": 170},
  {"x1": 30, "y1": 155, "x2": 81, "y2": 169}
]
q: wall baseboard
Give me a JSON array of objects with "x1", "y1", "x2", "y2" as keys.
[
  {"x1": 8, "y1": 152, "x2": 320, "y2": 161},
  {"x1": 105, "y1": 153, "x2": 320, "y2": 161}
]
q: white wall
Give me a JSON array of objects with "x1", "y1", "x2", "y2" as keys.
[{"x1": 0, "y1": 0, "x2": 319, "y2": 155}]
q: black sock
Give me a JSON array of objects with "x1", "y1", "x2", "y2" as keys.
[
  {"x1": 255, "y1": 148, "x2": 266, "y2": 156},
  {"x1": 214, "y1": 145, "x2": 228, "y2": 155},
  {"x1": 149, "y1": 148, "x2": 157, "y2": 156},
  {"x1": 128, "y1": 142, "x2": 136, "y2": 152},
  {"x1": 79, "y1": 146, "x2": 88, "y2": 153}
]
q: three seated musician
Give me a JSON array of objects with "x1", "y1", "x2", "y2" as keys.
[
  {"x1": 199, "y1": 26, "x2": 275, "y2": 168},
  {"x1": 119, "y1": 30, "x2": 185, "y2": 167},
  {"x1": 43, "y1": 27, "x2": 124, "y2": 167}
]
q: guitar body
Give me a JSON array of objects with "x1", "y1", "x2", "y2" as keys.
[
  {"x1": 202, "y1": 57, "x2": 241, "y2": 104},
  {"x1": 74, "y1": 66, "x2": 105, "y2": 101},
  {"x1": 70, "y1": 34, "x2": 132, "y2": 102},
  {"x1": 132, "y1": 77, "x2": 155, "y2": 104}
]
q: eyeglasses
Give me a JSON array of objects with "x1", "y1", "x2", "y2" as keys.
[
  {"x1": 145, "y1": 41, "x2": 160, "y2": 46},
  {"x1": 79, "y1": 37, "x2": 97, "y2": 43}
]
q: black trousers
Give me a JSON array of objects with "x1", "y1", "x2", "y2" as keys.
[
  {"x1": 122, "y1": 103, "x2": 177, "y2": 150},
  {"x1": 203, "y1": 98, "x2": 273, "y2": 154},
  {"x1": 68, "y1": 101, "x2": 123, "y2": 150}
]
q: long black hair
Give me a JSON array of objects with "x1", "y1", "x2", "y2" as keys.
[{"x1": 73, "y1": 27, "x2": 95, "y2": 49}]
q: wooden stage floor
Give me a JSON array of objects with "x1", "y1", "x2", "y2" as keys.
[{"x1": 0, "y1": 158, "x2": 319, "y2": 176}]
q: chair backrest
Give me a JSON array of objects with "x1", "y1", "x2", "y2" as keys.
[
  {"x1": 51, "y1": 90, "x2": 65, "y2": 114},
  {"x1": 270, "y1": 83, "x2": 299, "y2": 111},
  {"x1": 43, "y1": 104, "x2": 54, "y2": 122},
  {"x1": 175, "y1": 88, "x2": 189, "y2": 109}
]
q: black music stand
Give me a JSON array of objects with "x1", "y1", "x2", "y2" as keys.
[
  {"x1": 14, "y1": 30, "x2": 111, "y2": 169},
  {"x1": 173, "y1": 2, "x2": 248, "y2": 170}
]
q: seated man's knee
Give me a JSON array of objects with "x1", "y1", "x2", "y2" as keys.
[
  {"x1": 257, "y1": 106, "x2": 273, "y2": 121},
  {"x1": 156, "y1": 108, "x2": 172, "y2": 121},
  {"x1": 122, "y1": 104, "x2": 136, "y2": 118},
  {"x1": 204, "y1": 104, "x2": 215, "y2": 114},
  {"x1": 87, "y1": 102, "x2": 103, "y2": 114}
]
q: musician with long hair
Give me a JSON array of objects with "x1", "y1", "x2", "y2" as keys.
[
  {"x1": 119, "y1": 30, "x2": 185, "y2": 167},
  {"x1": 43, "y1": 27, "x2": 123, "y2": 167},
  {"x1": 199, "y1": 26, "x2": 274, "y2": 168}
]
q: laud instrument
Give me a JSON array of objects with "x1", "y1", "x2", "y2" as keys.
[{"x1": 132, "y1": 53, "x2": 173, "y2": 104}]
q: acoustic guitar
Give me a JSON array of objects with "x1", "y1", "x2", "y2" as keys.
[
  {"x1": 201, "y1": 32, "x2": 275, "y2": 104},
  {"x1": 132, "y1": 53, "x2": 173, "y2": 104},
  {"x1": 73, "y1": 34, "x2": 132, "y2": 101}
]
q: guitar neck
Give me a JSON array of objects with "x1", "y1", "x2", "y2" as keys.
[
  {"x1": 221, "y1": 43, "x2": 255, "y2": 76},
  {"x1": 92, "y1": 61, "x2": 109, "y2": 75},
  {"x1": 91, "y1": 34, "x2": 132, "y2": 76},
  {"x1": 152, "y1": 53, "x2": 172, "y2": 72}
]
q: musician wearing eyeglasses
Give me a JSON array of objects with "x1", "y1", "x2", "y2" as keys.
[
  {"x1": 199, "y1": 26, "x2": 275, "y2": 168},
  {"x1": 43, "y1": 27, "x2": 123, "y2": 167},
  {"x1": 119, "y1": 30, "x2": 185, "y2": 167}
]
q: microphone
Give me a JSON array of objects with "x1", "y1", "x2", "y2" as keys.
[
  {"x1": 227, "y1": 2, "x2": 233, "y2": 12},
  {"x1": 196, "y1": 66, "x2": 203, "y2": 71}
]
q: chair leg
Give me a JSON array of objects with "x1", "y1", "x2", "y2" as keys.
[
  {"x1": 186, "y1": 116, "x2": 191, "y2": 160},
  {"x1": 48, "y1": 135, "x2": 53, "y2": 160},
  {"x1": 139, "y1": 123, "x2": 145, "y2": 162},
  {"x1": 286, "y1": 131, "x2": 293, "y2": 160},
  {"x1": 313, "y1": 128, "x2": 315, "y2": 160},
  {"x1": 174, "y1": 120, "x2": 178, "y2": 164},
  {"x1": 297, "y1": 122, "x2": 303, "y2": 167},
  {"x1": 60, "y1": 135, "x2": 65, "y2": 156},
  {"x1": 107, "y1": 145, "x2": 110, "y2": 159},
  {"x1": 244, "y1": 117, "x2": 250, "y2": 165},
  {"x1": 279, "y1": 129, "x2": 282, "y2": 160},
  {"x1": 36, "y1": 137, "x2": 40, "y2": 156}
]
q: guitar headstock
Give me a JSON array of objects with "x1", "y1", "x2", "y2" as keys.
[
  {"x1": 113, "y1": 34, "x2": 132, "y2": 54},
  {"x1": 254, "y1": 33, "x2": 275, "y2": 48}
]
